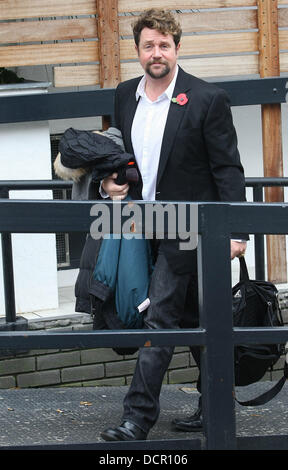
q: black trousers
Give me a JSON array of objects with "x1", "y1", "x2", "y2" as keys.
[{"x1": 122, "y1": 248, "x2": 200, "y2": 433}]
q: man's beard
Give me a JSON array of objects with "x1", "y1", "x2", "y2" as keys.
[{"x1": 145, "y1": 60, "x2": 170, "y2": 79}]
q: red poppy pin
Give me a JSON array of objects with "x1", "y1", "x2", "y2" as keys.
[{"x1": 172, "y1": 93, "x2": 188, "y2": 106}]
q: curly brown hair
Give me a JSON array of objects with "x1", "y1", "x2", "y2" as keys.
[{"x1": 132, "y1": 9, "x2": 182, "y2": 47}]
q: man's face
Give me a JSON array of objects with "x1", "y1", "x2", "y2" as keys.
[{"x1": 136, "y1": 27, "x2": 180, "y2": 80}]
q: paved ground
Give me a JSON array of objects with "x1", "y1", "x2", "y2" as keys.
[{"x1": 0, "y1": 381, "x2": 287, "y2": 450}]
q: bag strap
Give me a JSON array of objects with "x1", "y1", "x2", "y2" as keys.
[
  {"x1": 239, "y1": 256, "x2": 250, "y2": 282},
  {"x1": 235, "y1": 360, "x2": 288, "y2": 407},
  {"x1": 235, "y1": 256, "x2": 286, "y2": 406}
]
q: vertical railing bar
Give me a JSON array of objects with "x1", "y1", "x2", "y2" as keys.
[
  {"x1": 0, "y1": 187, "x2": 16, "y2": 323},
  {"x1": 198, "y1": 203, "x2": 236, "y2": 450},
  {"x1": 253, "y1": 184, "x2": 266, "y2": 280}
]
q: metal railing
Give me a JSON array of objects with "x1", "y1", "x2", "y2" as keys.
[
  {"x1": 1, "y1": 177, "x2": 288, "y2": 325},
  {"x1": 0, "y1": 180, "x2": 71, "y2": 324},
  {"x1": 0, "y1": 194, "x2": 287, "y2": 450}
]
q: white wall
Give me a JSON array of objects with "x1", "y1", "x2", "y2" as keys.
[
  {"x1": 0, "y1": 118, "x2": 59, "y2": 315},
  {"x1": 231, "y1": 103, "x2": 288, "y2": 284}
]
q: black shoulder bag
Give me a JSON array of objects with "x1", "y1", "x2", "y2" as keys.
[{"x1": 233, "y1": 256, "x2": 287, "y2": 406}]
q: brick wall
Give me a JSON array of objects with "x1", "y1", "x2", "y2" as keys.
[
  {"x1": 0, "y1": 314, "x2": 199, "y2": 389},
  {"x1": 0, "y1": 290, "x2": 287, "y2": 389}
]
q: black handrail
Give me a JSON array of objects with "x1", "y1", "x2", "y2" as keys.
[
  {"x1": 1, "y1": 177, "x2": 287, "y2": 324},
  {"x1": 1, "y1": 77, "x2": 288, "y2": 125}
]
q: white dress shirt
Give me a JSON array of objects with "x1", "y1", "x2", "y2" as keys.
[{"x1": 131, "y1": 67, "x2": 179, "y2": 201}]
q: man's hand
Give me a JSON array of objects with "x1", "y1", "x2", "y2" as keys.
[
  {"x1": 101, "y1": 173, "x2": 129, "y2": 200},
  {"x1": 231, "y1": 240, "x2": 247, "y2": 260}
]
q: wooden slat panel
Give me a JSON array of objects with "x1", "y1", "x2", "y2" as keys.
[
  {"x1": 278, "y1": 7, "x2": 288, "y2": 28},
  {"x1": 177, "y1": 55, "x2": 259, "y2": 77},
  {"x1": 54, "y1": 65, "x2": 100, "y2": 87},
  {"x1": 118, "y1": 0, "x2": 256, "y2": 13},
  {"x1": 279, "y1": 29, "x2": 288, "y2": 50},
  {"x1": 0, "y1": 10, "x2": 258, "y2": 46},
  {"x1": 174, "y1": 31, "x2": 258, "y2": 55},
  {"x1": 120, "y1": 55, "x2": 259, "y2": 81},
  {"x1": 0, "y1": 18, "x2": 97, "y2": 44},
  {"x1": 120, "y1": 32, "x2": 258, "y2": 60},
  {"x1": 0, "y1": 42, "x2": 98, "y2": 67},
  {"x1": 0, "y1": 0, "x2": 97, "y2": 20},
  {"x1": 119, "y1": 10, "x2": 257, "y2": 35},
  {"x1": 279, "y1": 51, "x2": 288, "y2": 71},
  {"x1": 54, "y1": 54, "x2": 259, "y2": 86}
]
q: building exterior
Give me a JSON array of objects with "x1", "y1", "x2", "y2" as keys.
[{"x1": 0, "y1": 1, "x2": 287, "y2": 388}]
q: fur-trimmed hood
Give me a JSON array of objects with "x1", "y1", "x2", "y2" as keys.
[
  {"x1": 54, "y1": 127, "x2": 131, "y2": 183},
  {"x1": 54, "y1": 153, "x2": 86, "y2": 182}
]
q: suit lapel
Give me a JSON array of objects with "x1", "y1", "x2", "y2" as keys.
[
  {"x1": 122, "y1": 82, "x2": 141, "y2": 154},
  {"x1": 156, "y1": 67, "x2": 192, "y2": 187}
]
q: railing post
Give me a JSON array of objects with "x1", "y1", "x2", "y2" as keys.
[
  {"x1": 1, "y1": 233, "x2": 16, "y2": 323},
  {"x1": 0, "y1": 187, "x2": 16, "y2": 324},
  {"x1": 198, "y1": 203, "x2": 237, "y2": 450},
  {"x1": 253, "y1": 184, "x2": 266, "y2": 280}
]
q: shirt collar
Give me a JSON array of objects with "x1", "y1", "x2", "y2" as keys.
[{"x1": 135, "y1": 65, "x2": 179, "y2": 102}]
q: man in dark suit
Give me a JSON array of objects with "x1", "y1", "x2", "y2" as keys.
[{"x1": 100, "y1": 8, "x2": 247, "y2": 441}]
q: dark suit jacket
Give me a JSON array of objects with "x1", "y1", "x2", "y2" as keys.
[{"x1": 114, "y1": 66, "x2": 247, "y2": 273}]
